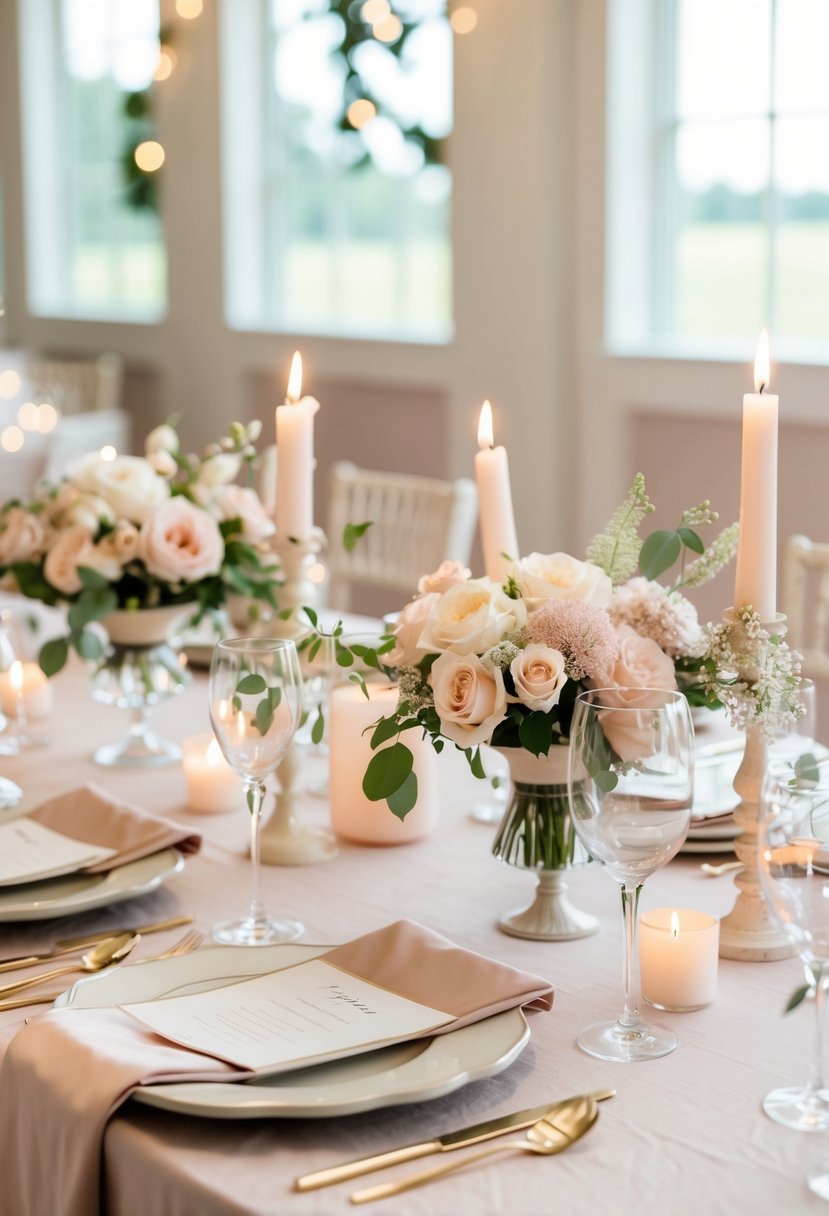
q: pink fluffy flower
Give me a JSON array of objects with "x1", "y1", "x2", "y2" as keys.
[{"x1": 526, "y1": 599, "x2": 618, "y2": 681}]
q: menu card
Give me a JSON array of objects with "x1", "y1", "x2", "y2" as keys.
[
  {"x1": 122, "y1": 958, "x2": 455, "y2": 1073},
  {"x1": 0, "y1": 818, "x2": 117, "y2": 887}
]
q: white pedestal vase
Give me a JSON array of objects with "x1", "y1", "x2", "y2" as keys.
[
  {"x1": 88, "y1": 604, "x2": 194, "y2": 768},
  {"x1": 492, "y1": 745, "x2": 598, "y2": 942}
]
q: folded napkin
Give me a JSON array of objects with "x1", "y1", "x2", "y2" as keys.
[
  {"x1": 0, "y1": 920, "x2": 553, "y2": 1216},
  {"x1": 29, "y1": 782, "x2": 202, "y2": 872}
]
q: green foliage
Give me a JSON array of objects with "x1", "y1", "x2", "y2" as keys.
[
  {"x1": 586, "y1": 473, "x2": 655, "y2": 585},
  {"x1": 785, "y1": 983, "x2": 812, "y2": 1014},
  {"x1": 39, "y1": 638, "x2": 69, "y2": 677},
  {"x1": 639, "y1": 530, "x2": 683, "y2": 581},
  {"x1": 387, "y1": 770, "x2": 418, "y2": 820},
  {"x1": 362, "y1": 743, "x2": 414, "y2": 805},
  {"x1": 236, "y1": 674, "x2": 266, "y2": 695},
  {"x1": 342, "y1": 521, "x2": 373, "y2": 552}
]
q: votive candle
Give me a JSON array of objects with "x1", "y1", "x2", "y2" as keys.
[
  {"x1": 639, "y1": 907, "x2": 719, "y2": 1011},
  {"x1": 182, "y1": 733, "x2": 242, "y2": 813},
  {"x1": 0, "y1": 661, "x2": 54, "y2": 719}
]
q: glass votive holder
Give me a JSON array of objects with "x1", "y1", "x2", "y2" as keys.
[{"x1": 639, "y1": 908, "x2": 719, "y2": 1011}]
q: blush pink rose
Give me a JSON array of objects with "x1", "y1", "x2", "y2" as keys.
[
  {"x1": 212, "y1": 484, "x2": 275, "y2": 544},
  {"x1": 510, "y1": 644, "x2": 568, "y2": 713},
  {"x1": 386, "y1": 592, "x2": 440, "y2": 668},
  {"x1": 139, "y1": 498, "x2": 224, "y2": 584},
  {"x1": 429, "y1": 651, "x2": 507, "y2": 747},
  {"x1": 44, "y1": 525, "x2": 121, "y2": 595},
  {"x1": 599, "y1": 625, "x2": 678, "y2": 760},
  {"x1": 0, "y1": 508, "x2": 50, "y2": 565},
  {"x1": 417, "y1": 560, "x2": 472, "y2": 596}
]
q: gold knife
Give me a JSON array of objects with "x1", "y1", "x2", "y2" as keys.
[
  {"x1": 55, "y1": 915, "x2": 193, "y2": 951},
  {"x1": 0, "y1": 989, "x2": 63, "y2": 1012},
  {"x1": 293, "y1": 1088, "x2": 615, "y2": 1191}
]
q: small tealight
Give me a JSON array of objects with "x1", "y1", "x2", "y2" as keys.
[
  {"x1": 0, "y1": 661, "x2": 54, "y2": 720},
  {"x1": 182, "y1": 733, "x2": 241, "y2": 813},
  {"x1": 639, "y1": 907, "x2": 719, "y2": 1012}
]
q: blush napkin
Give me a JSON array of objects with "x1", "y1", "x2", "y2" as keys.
[
  {"x1": 0, "y1": 920, "x2": 553, "y2": 1216},
  {"x1": 29, "y1": 782, "x2": 202, "y2": 872}
]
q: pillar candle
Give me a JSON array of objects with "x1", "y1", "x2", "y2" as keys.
[
  {"x1": 0, "y1": 662, "x2": 54, "y2": 719},
  {"x1": 474, "y1": 399, "x2": 519, "y2": 583},
  {"x1": 275, "y1": 351, "x2": 319, "y2": 541},
  {"x1": 182, "y1": 733, "x2": 242, "y2": 813},
  {"x1": 733, "y1": 329, "x2": 778, "y2": 619},
  {"x1": 329, "y1": 683, "x2": 438, "y2": 844},
  {"x1": 639, "y1": 907, "x2": 719, "y2": 1011}
]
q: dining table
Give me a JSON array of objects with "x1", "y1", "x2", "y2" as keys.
[{"x1": 0, "y1": 654, "x2": 826, "y2": 1216}]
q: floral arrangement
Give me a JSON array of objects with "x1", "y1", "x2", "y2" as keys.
[
  {"x1": 700, "y1": 607, "x2": 803, "y2": 736},
  {"x1": 356, "y1": 474, "x2": 739, "y2": 818},
  {"x1": 0, "y1": 420, "x2": 277, "y2": 674}
]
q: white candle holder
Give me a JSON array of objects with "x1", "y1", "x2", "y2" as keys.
[
  {"x1": 256, "y1": 528, "x2": 338, "y2": 867},
  {"x1": 718, "y1": 608, "x2": 796, "y2": 962}
]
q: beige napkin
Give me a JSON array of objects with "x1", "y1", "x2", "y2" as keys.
[
  {"x1": 29, "y1": 782, "x2": 202, "y2": 872},
  {"x1": 0, "y1": 920, "x2": 553, "y2": 1216}
]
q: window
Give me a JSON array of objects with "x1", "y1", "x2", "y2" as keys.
[
  {"x1": 19, "y1": 0, "x2": 166, "y2": 320},
  {"x1": 222, "y1": 0, "x2": 452, "y2": 340},
  {"x1": 607, "y1": 0, "x2": 829, "y2": 355}
]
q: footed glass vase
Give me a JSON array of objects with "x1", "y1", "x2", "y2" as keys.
[
  {"x1": 492, "y1": 746, "x2": 598, "y2": 941},
  {"x1": 88, "y1": 605, "x2": 193, "y2": 767}
]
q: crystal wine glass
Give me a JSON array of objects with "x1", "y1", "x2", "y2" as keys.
[
  {"x1": 568, "y1": 687, "x2": 695, "y2": 1061},
  {"x1": 209, "y1": 637, "x2": 303, "y2": 945},
  {"x1": 758, "y1": 760, "x2": 829, "y2": 1144}
]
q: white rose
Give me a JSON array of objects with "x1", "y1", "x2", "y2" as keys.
[
  {"x1": 139, "y1": 497, "x2": 224, "y2": 584},
  {"x1": 73, "y1": 455, "x2": 169, "y2": 524},
  {"x1": 599, "y1": 625, "x2": 678, "y2": 761},
  {"x1": 417, "y1": 560, "x2": 471, "y2": 596},
  {"x1": 64, "y1": 493, "x2": 116, "y2": 533},
  {"x1": 510, "y1": 644, "x2": 568, "y2": 713},
  {"x1": 148, "y1": 449, "x2": 178, "y2": 478},
  {"x1": 0, "y1": 508, "x2": 50, "y2": 565},
  {"x1": 212, "y1": 484, "x2": 275, "y2": 544},
  {"x1": 430, "y1": 651, "x2": 507, "y2": 747},
  {"x1": 417, "y1": 578, "x2": 527, "y2": 655},
  {"x1": 197, "y1": 453, "x2": 242, "y2": 487},
  {"x1": 145, "y1": 424, "x2": 179, "y2": 456},
  {"x1": 512, "y1": 552, "x2": 612, "y2": 612},
  {"x1": 44, "y1": 525, "x2": 120, "y2": 595},
  {"x1": 386, "y1": 593, "x2": 439, "y2": 667}
]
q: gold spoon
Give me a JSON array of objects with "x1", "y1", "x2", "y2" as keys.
[
  {"x1": 0, "y1": 933, "x2": 139, "y2": 999},
  {"x1": 349, "y1": 1095, "x2": 600, "y2": 1204}
]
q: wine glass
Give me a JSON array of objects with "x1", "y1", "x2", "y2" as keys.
[
  {"x1": 758, "y1": 760, "x2": 829, "y2": 1147},
  {"x1": 568, "y1": 687, "x2": 695, "y2": 1061},
  {"x1": 209, "y1": 637, "x2": 303, "y2": 945},
  {"x1": 770, "y1": 678, "x2": 817, "y2": 760}
]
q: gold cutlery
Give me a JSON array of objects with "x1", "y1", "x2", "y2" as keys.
[
  {"x1": 55, "y1": 914, "x2": 193, "y2": 951},
  {"x1": 294, "y1": 1088, "x2": 615, "y2": 1192},
  {"x1": 0, "y1": 989, "x2": 63, "y2": 1013},
  {"x1": 0, "y1": 915, "x2": 194, "y2": 974},
  {"x1": 349, "y1": 1095, "x2": 600, "y2": 1204},
  {"x1": 0, "y1": 933, "x2": 139, "y2": 999},
  {"x1": 701, "y1": 861, "x2": 743, "y2": 876},
  {"x1": 130, "y1": 929, "x2": 204, "y2": 964}
]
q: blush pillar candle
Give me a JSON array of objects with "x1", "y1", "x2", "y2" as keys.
[
  {"x1": 275, "y1": 351, "x2": 319, "y2": 541},
  {"x1": 182, "y1": 733, "x2": 242, "y2": 813},
  {"x1": 474, "y1": 399, "x2": 519, "y2": 583},
  {"x1": 639, "y1": 908, "x2": 719, "y2": 1011},
  {"x1": 733, "y1": 329, "x2": 779, "y2": 619},
  {"x1": 0, "y1": 661, "x2": 53, "y2": 719},
  {"x1": 329, "y1": 683, "x2": 438, "y2": 844}
]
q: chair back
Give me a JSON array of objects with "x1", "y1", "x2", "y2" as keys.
[
  {"x1": 783, "y1": 534, "x2": 829, "y2": 679},
  {"x1": 23, "y1": 353, "x2": 122, "y2": 415},
  {"x1": 327, "y1": 461, "x2": 478, "y2": 611}
]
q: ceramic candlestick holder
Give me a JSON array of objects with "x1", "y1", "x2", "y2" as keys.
[{"x1": 718, "y1": 609, "x2": 796, "y2": 962}]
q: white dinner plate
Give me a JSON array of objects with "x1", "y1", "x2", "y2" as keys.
[
  {"x1": 56, "y1": 943, "x2": 530, "y2": 1119},
  {"x1": 680, "y1": 838, "x2": 738, "y2": 855},
  {"x1": 686, "y1": 819, "x2": 740, "y2": 842},
  {"x1": 0, "y1": 848, "x2": 184, "y2": 921}
]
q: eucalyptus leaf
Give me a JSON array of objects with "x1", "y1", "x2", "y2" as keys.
[
  {"x1": 677, "y1": 527, "x2": 705, "y2": 555},
  {"x1": 349, "y1": 672, "x2": 369, "y2": 700},
  {"x1": 518, "y1": 711, "x2": 554, "y2": 757},
  {"x1": 75, "y1": 629, "x2": 103, "y2": 660},
  {"x1": 39, "y1": 637, "x2": 68, "y2": 677},
  {"x1": 785, "y1": 983, "x2": 812, "y2": 1014},
  {"x1": 343, "y1": 521, "x2": 373, "y2": 552},
  {"x1": 370, "y1": 715, "x2": 401, "y2": 749},
  {"x1": 639, "y1": 530, "x2": 682, "y2": 580},
  {"x1": 254, "y1": 700, "x2": 274, "y2": 736},
  {"x1": 236, "y1": 673, "x2": 266, "y2": 695},
  {"x1": 387, "y1": 770, "x2": 418, "y2": 820},
  {"x1": 311, "y1": 708, "x2": 325, "y2": 745},
  {"x1": 77, "y1": 565, "x2": 110, "y2": 590},
  {"x1": 596, "y1": 769, "x2": 619, "y2": 793},
  {"x1": 362, "y1": 743, "x2": 414, "y2": 802}
]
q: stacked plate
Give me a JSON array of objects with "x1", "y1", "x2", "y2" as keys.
[{"x1": 682, "y1": 743, "x2": 743, "y2": 855}]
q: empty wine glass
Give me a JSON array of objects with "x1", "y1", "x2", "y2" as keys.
[
  {"x1": 568, "y1": 687, "x2": 694, "y2": 1061},
  {"x1": 770, "y1": 678, "x2": 817, "y2": 760},
  {"x1": 758, "y1": 761, "x2": 829, "y2": 1146},
  {"x1": 209, "y1": 637, "x2": 303, "y2": 945}
]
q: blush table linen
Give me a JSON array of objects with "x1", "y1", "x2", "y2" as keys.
[{"x1": 0, "y1": 659, "x2": 826, "y2": 1215}]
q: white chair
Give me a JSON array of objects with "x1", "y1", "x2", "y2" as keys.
[
  {"x1": 326, "y1": 461, "x2": 478, "y2": 611},
  {"x1": 783, "y1": 534, "x2": 829, "y2": 679}
]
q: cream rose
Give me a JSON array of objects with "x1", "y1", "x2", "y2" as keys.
[
  {"x1": 0, "y1": 508, "x2": 50, "y2": 565},
  {"x1": 599, "y1": 625, "x2": 678, "y2": 760},
  {"x1": 510, "y1": 644, "x2": 568, "y2": 713},
  {"x1": 44, "y1": 525, "x2": 121, "y2": 595},
  {"x1": 98, "y1": 522, "x2": 141, "y2": 566},
  {"x1": 417, "y1": 560, "x2": 471, "y2": 596},
  {"x1": 145, "y1": 424, "x2": 179, "y2": 456},
  {"x1": 63, "y1": 493, "x2": 116, "y2": 534},
  {"x1": 417, "y1": 578, "x2": 527, "y2": 655},
  {"x1": 386, "y1": 592, "x2": 439, "y2": 667},
  {"x1": 197, "y1": 453, "x2": 242, "y2": 488},
  {"x1": 430, "y1": 651, "x2": 507, "y2": 747},
  {"x1": 73, "y1": 455, "x2": 169, "y2": 524},
  {"x1": 148, "y1": 449, "x2": 178, "y2": 478},
  {"x1": 212, "y1": 484, "x2": 275, "y2": 544},
  {"x1": 139, "y1": 498, "x2": 224, "y2": 584},
  {"x1": 512, "y1": 552, "x2": 612, "y2": 612}
]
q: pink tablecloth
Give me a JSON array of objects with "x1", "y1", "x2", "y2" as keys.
[{"x1": 0, "y1": 660, "x2": 824, "y2": 1216}]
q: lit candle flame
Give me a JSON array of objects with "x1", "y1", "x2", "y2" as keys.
[
  {"x1": 754, "y1": 329, "x2": 771, "y2": 394},
  {"x1": 286, "y1": 351, "x2": 302, "y2": 403},
  {"x1": 236, "y1": 710, "x2": 246, "y2": 738},
  {"x1": 477, "y1": 399, "x2": 494, "y2": 450},
  {"x1": 206, "y1": 738, "x2": 222, "y2": 767},
  {"x1": 670, "y1": 910, "x2": 680, "y2": 939}
]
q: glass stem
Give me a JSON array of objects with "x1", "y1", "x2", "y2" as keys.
[
  {"x1": 245, "y1": 779, "x2": 266, "y2": 928},
  {"x1": 809, "y1": 966, "x2": 828, "y2": 1105},
  {"x1": 619, "y1": 883, "x2": 643, "y2": 1030}
]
